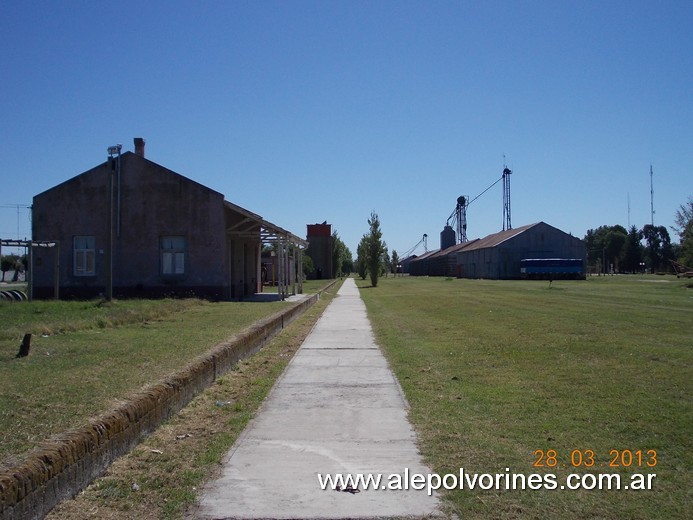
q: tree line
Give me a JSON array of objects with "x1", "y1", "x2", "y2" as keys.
[{"x1": 584, "y1": 197, "x2": 693, "y2": 273}]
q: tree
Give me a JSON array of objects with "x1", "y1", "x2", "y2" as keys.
[
  {"x1": 584, "y1": 225, "x2": 627, "y2": 273},
  {"x1": 366, "y1": 211, "x2": 387, "y2": 287},
  {"x1": 673, "y1": 197, "x2": 693, "y2": 267},
  {"x1": 678, "y1": 220, "x2": 693, "y2": 267},
  {"x1": 391, "y1": 250, "x2": 399, "y2": 275},
  {"x1": 1, "y1": 255, "x2": 17, "y2": 282},
  {"x1": 621, "y1": 226, "x2": 643, "y2": 273},
  {"x1": 672, "y1": 196, "x2": 693, "y2": 240},
  {"x1": 331, "y1": 229, "x2": 354, "y2": 277},
  {"x1": 341, "y1": 248, "x2": 354, "y2": 275},
  {"x1": 605, "y1": 227, "x2": 627, "y2": 272},
  {"x1": 356, "y1": 235, "x2": 368, "y2": 280},
  {"x1": 642, "y1": 225, "x2": 672, "y2": 273},
  {"x1": 302, "y1": 255, "x2": 314, "y2": 278},
  {"x1": 381, "y1": 245, "x2": 390, "y2": 277}
]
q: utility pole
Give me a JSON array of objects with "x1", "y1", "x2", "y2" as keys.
[
  {"x1": 0, "y1": 204, "x2": 30, "y2": 241},
  {"x1": 106, "y1": 144, "x2": 122, "y2": 301}
]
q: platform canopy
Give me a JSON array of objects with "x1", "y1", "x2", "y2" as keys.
[
  {"x1": 223, "y1": 201, "x2": 307, "y2": 299},
  {"x1": 223, "y1": 201, "x2": 307, "y2": 247}
]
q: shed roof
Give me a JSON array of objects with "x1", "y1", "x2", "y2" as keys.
[
  {"x1": 224, "y1": 200, "x2": 308, "y2": 248},
  {"x1": 458, "y1": 223, "x2": 541, "y2": 252},
  {"x1": 428, "y1": 239, "x2": 480, "y2": 259},
  {"x1": 411, "y1": 249, "x2": 440, "y2": 261}
]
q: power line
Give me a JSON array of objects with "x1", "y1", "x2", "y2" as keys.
[{"x1": 0, "y1": 204, "x2": 31, "y2": 241}]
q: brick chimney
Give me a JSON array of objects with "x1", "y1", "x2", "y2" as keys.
[{"x1": 134, "y1": 137, "x2": 145, "y2": 157}]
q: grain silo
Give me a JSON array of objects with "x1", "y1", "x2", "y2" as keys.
[{"x1": 440, "y1": 225, "x2": 456, "y2": 250}]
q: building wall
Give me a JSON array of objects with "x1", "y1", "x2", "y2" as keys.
[
  {"x1": 32, "y1": 152, "x2": 228, "y2": 299},
  {"x1": 456, "y1": 223, "x2": 585, "y2": 280},
  {"x1": 399, "y1": 255, "x2": 417, "y2": 274},
  {"x1": 409, "y1": 250, "x2": 438, "y2": 276},
  {"x1": 306, "y1": 223, "x2": 334, "y2": 279}
]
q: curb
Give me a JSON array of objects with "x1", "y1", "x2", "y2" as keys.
[{"x1": 0, "y1": 281, "x2": 338, "y2": 520}]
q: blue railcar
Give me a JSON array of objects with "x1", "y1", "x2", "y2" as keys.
[{"x1": 520, "y1": 258, "x2": 584, "y2": 280}]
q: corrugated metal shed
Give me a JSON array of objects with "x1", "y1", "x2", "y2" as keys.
[
  {"x1": 456, "y1": 222, "x2": 585, "y2": 279},
  {"x1": 426, "y1": 240, "x2": 479, "y2": 277},
  {"x1": 408, "y1": 249, "x2": 440, "y2": 276},
  {"x1": 457, "y1": 223, "x2": 537, "y2": 251},
  {"x1": 399, "y1": 254, "x2": 418, "y2": 274}
]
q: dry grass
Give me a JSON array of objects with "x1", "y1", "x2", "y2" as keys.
[
  {"x1": 0, "y1": 299, "x2": 289, "y2": 465},
  {"x1": 46, "y1": 282, "x2": 341, "y2": 519}
]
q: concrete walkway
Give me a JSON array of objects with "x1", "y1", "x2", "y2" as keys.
[{"x1": 196, "y1": 278, "x2": 440, "y2": 519}]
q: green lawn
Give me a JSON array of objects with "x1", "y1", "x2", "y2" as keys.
[
  {"x1": 0, "y1": 296, "x2": 297, "y2": 467},
  {"x1": 357, "y1": 275, "x2": 692, "y2": 519}
]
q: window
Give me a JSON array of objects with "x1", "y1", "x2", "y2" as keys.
[
  {"x1": 74, "y1": 236, "x2": 95, "y2": 276},
  {"x1": 161, "y1": 236, "x2": 186, "y2": 275}
]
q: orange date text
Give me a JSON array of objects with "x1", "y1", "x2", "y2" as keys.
[{"x1": 533, "y1": 449, "x2": 657, "y2": 468}]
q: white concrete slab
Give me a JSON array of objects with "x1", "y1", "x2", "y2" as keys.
[
  {"x1": 196, "y1": 278, "x2": 440, "y2": 519},
  {"x1": 288, "y1": 349, "x2": 390, "y2": 367}
]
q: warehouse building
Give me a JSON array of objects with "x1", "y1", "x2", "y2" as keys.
[
  {"x1": 456, "y1": 222, "x2": 585, "y2": 279},
  {"x1": 409, "y1": 221, "x2": 585, "y2": 279}
]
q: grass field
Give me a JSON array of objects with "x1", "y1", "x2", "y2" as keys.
[
  {"x1": 0, "y1": 281, "x2": 331, "y2": 469},
  {"x1": 357, "y1": 275, "x2": 692, "y2": 519}
]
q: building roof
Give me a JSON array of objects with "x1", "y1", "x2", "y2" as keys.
[
  {"x1": 35, "y1": 148, "x2": 308, "y2": 249},
  {"x1": 428, "y1": 239, "x2": 480, "y2": 259},
  {"x1": 224, "y1": 200, "x2": 308, "y2": 248},
  {"x1": 34, "y1": 151, "x2": 225, "y2": 200},
  {"x1": 410, "y1": 249, "x2": 440, "y2": 262},
  {"x1": 457, "y1": 222, "x2": 542, "y2": 252}
]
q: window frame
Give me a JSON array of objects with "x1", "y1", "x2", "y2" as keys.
[
  {"x1": 160, "y1": 235, "x2": 187, "y2": 277},
  {"x1": 73, "y1": 236, "x2": 96, "y2": 277}
]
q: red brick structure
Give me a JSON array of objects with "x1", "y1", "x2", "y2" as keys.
[{"x1": 305, "y1": 223, "x2": 334, "y2": 279}]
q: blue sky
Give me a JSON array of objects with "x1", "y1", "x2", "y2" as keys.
[{"x1": 1, "y1": 0, "x2": 691, "y2": 257}]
